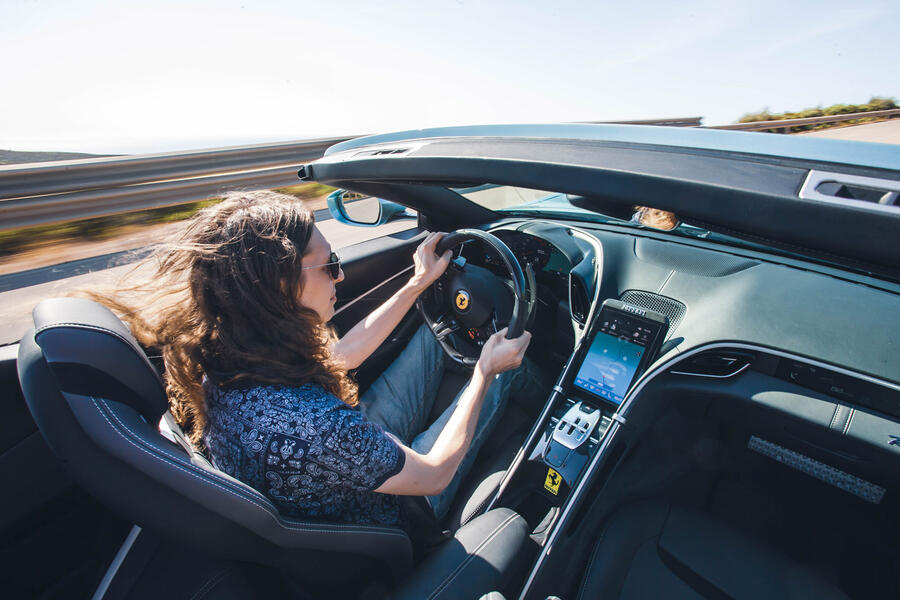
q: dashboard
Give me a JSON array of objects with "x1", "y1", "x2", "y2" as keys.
[
  {"x1": 459, "y1": 219, "x2": 899, "y2": 390},
  {"x1": 482, "y1": 219, "x2": 900, "y2": 598},
  {"x1": 427, "y1": 218, "x2": 900, "y2": 428}
]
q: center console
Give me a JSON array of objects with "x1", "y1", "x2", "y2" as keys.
[{"x1": 486, "y1": 299, "x2": 670, "y2": 525}]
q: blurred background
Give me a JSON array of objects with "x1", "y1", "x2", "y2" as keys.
[{"x1": 1, "y1": 0, "x2": 898, "y2": 345}]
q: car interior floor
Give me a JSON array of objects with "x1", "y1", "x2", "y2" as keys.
[
  {"x1": 525, "y1": 399, "x2": 900, "y2": 600},
  {"x1": 0, "y1": 488, "x2": 130, "y2": 599}
]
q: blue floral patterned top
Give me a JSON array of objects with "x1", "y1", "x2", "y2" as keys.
[{"x1": 203, "y1": 382, "x2": 406, "y2": 526}]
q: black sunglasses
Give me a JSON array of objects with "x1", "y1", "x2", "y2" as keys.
[{"x1": 302, "y1": 251, "x2": 341, "y2": 279}]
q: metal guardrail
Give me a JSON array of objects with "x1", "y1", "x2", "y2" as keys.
[
  {"x1": 707, "y1": 108, "x2": 900, "y2": 132},
  {"x1": 578, "y1": 117, "x2": 703, "y2": 127},
  {"x1": 0, "y1": 137, "x2": 352, "y2": 231},
  {"x1": 1, "y1": 119, "x2": 701, "y2": 231},
  {"x1": 2, "y1": 110, "x2": 897, "y2": 231}
]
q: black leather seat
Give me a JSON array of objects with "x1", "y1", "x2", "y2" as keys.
[
  {"x1": 17, "y1": 298, "x2": 531, "y2": 598},
  {"x1": 575, "y1": 501, "x2": 849, "y2": 600}
]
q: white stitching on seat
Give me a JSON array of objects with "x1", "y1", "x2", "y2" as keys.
[
  {"x1": 94, "y1": 399, "x2": 272, "y2": 505},
  {"x1": 91, "y1": 398, "x2": 408, "y2": 538},
  {"x1": 96, "y1": 398, "x2": 406, "y2": 536},
  {"x1": 429, "y1": 512, "x2": 520, "y2": 600},
  {"x1": 461, "y1": 477, "x2": 500, "y2": 526},
  {"x1": 189, "y1": 568, "x2": 231, "y2": 600},
  {"x1": 461, "y1": 494, "x2": 490, "y2": 526}
]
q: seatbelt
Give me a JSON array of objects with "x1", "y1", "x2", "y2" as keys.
[{"x1": 158, "y1": 411, "x2": 197, "y2": 457}]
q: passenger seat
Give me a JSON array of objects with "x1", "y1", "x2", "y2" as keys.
[{"x1": 574, "y1": 500, "x2": 849, "y2": 599}]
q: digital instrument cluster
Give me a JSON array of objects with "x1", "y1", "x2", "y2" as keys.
[{"x1": 468, "y1": 231, "x2": 570, "y2": 278}]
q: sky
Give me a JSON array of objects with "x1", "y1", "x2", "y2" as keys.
[{"x1": 1, "y1": 0, "x2": 898, "y2": 154}]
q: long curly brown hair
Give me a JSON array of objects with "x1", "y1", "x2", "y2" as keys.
[{"x1": 90, "y1": 190, "x2": 357, "y2": 444}]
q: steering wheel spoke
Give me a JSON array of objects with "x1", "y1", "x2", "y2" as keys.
[
  {"x1": 490, "y1": 310, "x2": 508, "y2": 335},
  {"x1": 448, "y1": 256, "x2": 467, "y2": 273},
  {"x1": 431, "y1": 316, "x2": 460, "y2": 342}
]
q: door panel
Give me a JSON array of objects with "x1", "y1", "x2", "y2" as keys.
[
  {"x1": 0, "y1": 344, "x2": 73, "y2": 532},
  {"x1": 0, "y1": 346, "x2": 130, "y2": 597},
  {"x1": 331, "y1": 227, "x2": 428, "y2": 392},
  {"x1": 332, "y1": 227, "x2": 426, "y2": 306}
]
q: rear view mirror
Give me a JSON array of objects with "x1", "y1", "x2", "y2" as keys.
[
  {"x1": 343, "y1": 193, "x2": 382, "y2": 224},
  {"x1": 327, "y1": 190, "x2": 414, "y2": 227},
  {"x1": 632, "y1": 206, "x2": 680, "y2": 231},
  {"x1": 566, "y1": 196, "x2": 680, "y2": 230}
]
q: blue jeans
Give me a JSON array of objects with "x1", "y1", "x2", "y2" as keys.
[{"x1": 359, "y1": 324, "x2": 539, "y2": 519}]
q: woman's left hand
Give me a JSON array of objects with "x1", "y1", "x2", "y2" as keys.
[{"x1": 408, "y1": 232, "x2": 452, "y2": 292}]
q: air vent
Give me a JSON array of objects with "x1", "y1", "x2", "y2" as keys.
[
  {"x1": 670, "y1": 351, "x2": 755, "y2": 378},
  {"x1": 619, "y1": 290, "x2": 686, "y2": 331},
  {"x1": 372, "y1": 148, "x2": 409, "y2": 155},
  {"x1": 353, "y1": 146, "x2": 413, "y2": 157},
  {"x1": 569, "y1": 275, "x2": 589, "y2": 325},
  {"x1": 817, "y1": 182, "x2": 899, "y2": 205},
  {"x1": 800, "y1": 170, "x2": 900, "y2": 211}
]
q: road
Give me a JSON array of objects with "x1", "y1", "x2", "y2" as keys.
[
  {"x1": 800, "y1": 119, "x2": 900, "y2": 144},
  {"x1": 0, "y1": 217, "x2": 415, "y2": 345}
]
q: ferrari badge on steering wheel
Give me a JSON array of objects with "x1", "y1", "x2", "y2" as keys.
[{"x1": 455, "y1": 290, "x2": 470, "y2": 311}]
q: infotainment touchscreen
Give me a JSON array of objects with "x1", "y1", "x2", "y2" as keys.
[{"x1": 572, "y1": 300, "x2": 668, "y2": 406}]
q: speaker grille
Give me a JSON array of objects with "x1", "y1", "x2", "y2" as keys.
[{"x1": 620, "y1": 290, "x2": 686, "y2": 331}]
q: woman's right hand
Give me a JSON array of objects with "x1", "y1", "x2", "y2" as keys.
[{"x1": 476, "y1": 328, "x2": 532, "y2": 378}]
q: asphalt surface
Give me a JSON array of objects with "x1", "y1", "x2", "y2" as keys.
[
  {"x1": 0, "y1": 247, "x2": 154, "y2": 293},
  {"x1": 800, "y1": 119, "x2": 900, "y2": 144}
]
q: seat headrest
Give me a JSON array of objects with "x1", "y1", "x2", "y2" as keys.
[{"x1": 32, "y1": 297, "x2": 168, "y2": 421}]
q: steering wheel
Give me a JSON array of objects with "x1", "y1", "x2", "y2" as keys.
[{"x1": 415, "y1": 229, "x2": 536, "y2": 367}]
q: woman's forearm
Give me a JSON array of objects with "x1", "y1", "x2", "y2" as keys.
[
  {"x1": 375, "y1": 363, "x2": 494, "y2": 496},
  {"x1": 373, "y1": 328, "x2": 528, "y2": 497},
  {"x1": 334, "y1": 232, "x2": 450, "y2": 370},
  {"x1": 332, "y1": 279, "x2": 425, "y2": 370}
]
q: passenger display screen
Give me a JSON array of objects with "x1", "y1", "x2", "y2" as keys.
[{"x1": 573, "y1": 314, "x2": 655, "y2": 405}]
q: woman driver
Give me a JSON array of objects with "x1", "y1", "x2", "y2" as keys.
[{"x1": 103, "y1": 190, "x2": 537, "y2": 527}]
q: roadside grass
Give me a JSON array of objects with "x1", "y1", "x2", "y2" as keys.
[
  {"x1": 737, "y1": 96, "x2": 898, "y2": 133},
  {"x1": 272, "y1": 182, "x2": 336, "y2": 200},
  {"x1": 0, "y1": 182, "x2": 336, "y2": 258}
]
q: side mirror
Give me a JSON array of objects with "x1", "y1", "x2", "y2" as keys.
[{"x1": 326, "y1": 190, "x2": 414, "y2": 227}]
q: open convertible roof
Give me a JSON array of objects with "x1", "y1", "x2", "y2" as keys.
[{"x1": 300, "y1": 124, "x2": 900, "y2": 278}]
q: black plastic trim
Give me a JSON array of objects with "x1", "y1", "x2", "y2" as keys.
[{"x1": 306, "y1": 139, "x2": 900, "y2": 277}]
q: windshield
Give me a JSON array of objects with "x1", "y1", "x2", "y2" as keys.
[
  {"x1": 452, "y1": 184, "x2": 875, "y2": 273},
  {"x1": 456, "y1": 184, "x2": 688, "y2": 229},
  {"x1": 456, "y1": 185, "x2": 626, "y2": 219}
]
